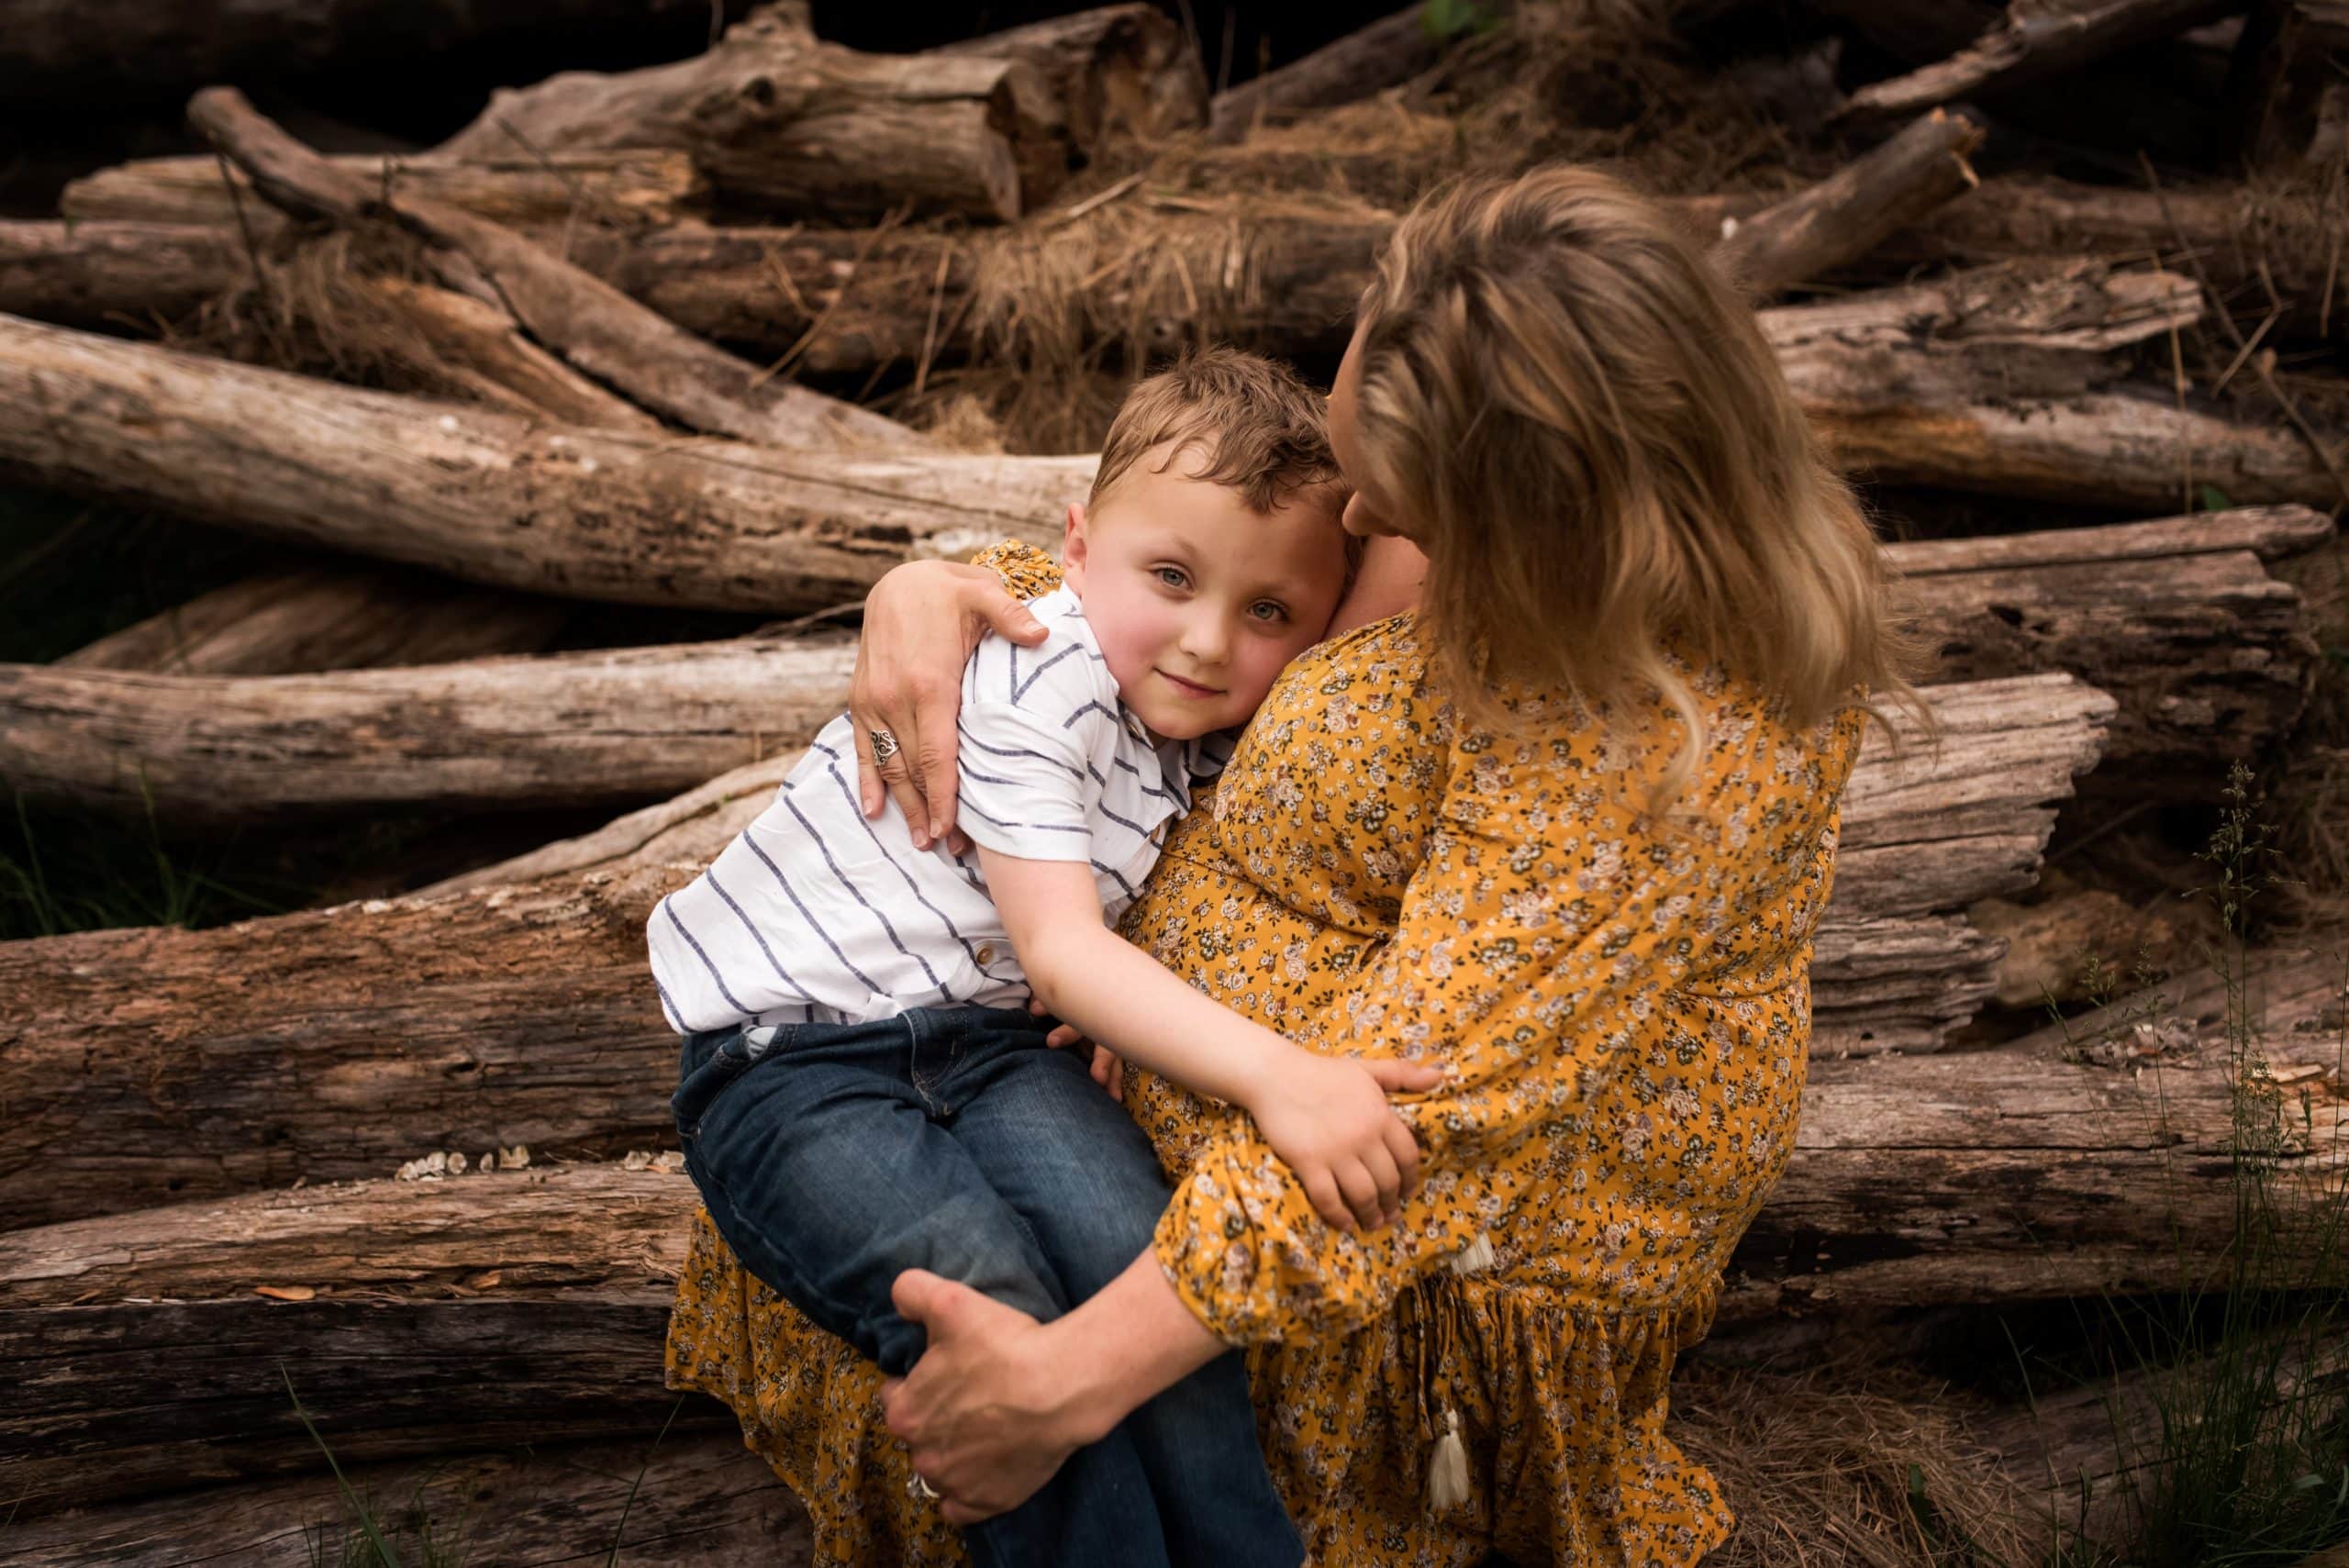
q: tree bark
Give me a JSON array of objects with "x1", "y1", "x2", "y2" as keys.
[
  {"x1": 55, "y1": 567, "x2": 571, "y2": 678},
  {"x1": 938, "y1": 5, "x2": 1208, "y2": 153},
  {"x1": 193, "y1": 87, "x2": 918, "y2": 453},
  {"x1": 0, "y1": 673, "x2": 2109, "y2": 1232},
  {"x1": 1834, "y1": 0, "x2": 2241, "y2": 128},
  {"x1": 61, "y1": 150, "x2": 706, "y2": 236},
  {"x1": 431, "y1": 2, "x2": 1052, "y2": 222},
  {"x1": 0, "y1": 313, "x2": 1087, "y2": 614},
  {"x1": 11, "y1": 495, "x2": 2267, "y2": 820},
  {"x1": 0, "y1": 1428, "x2": 809, "y2": 1565},
  {"x1": 1712, "y1": 108, "x2": 1985, "y2": 296},
  {"x1": 9, "y1": 974, "x2": 2339, "y2": 1511}
]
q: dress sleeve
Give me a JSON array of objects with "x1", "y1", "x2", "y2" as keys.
[
  {"x1": 1150, "y1": 704, "x2": 1850, "y2": 1344},
  {"x1": 973, "y1": 539, "x2": 1063, "y2": 600}
]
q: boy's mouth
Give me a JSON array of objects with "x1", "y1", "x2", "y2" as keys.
[{"x1": 1155, "y1": 669, "x2": 1224, "y2": 699}]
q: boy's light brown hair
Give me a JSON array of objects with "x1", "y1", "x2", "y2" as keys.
[{"x1": 1088, "y1": 348, "x2": 1348, "y2": 520}]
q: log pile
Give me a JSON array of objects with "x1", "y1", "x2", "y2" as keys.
[{"x1": 7, "y1": 0, "x2": 2349, "y2": 1559}]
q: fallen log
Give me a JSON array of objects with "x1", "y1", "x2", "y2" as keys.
[
  {"x1": 1712, "y1": 108, "x2": 1985, "y2": 296},
  {"x1": 431, "y1": 2, "x2": 1055, "y2": 222},
  {"x1": 0, "y1": 1429, "x2": 809, "y2": 1566},
  {"x1": 0, "y1": 220, "x2": 246, "y2": 330},
  {"x1": 0, "y1": 313, "x2": 1087, "y2": 613},
  {"x1": 1835, "y1": 0, "x2": 2239, "y2": 129},
  {"x1": 61, "y1": 150, "x2": 706, "y2": 236},
  {"x1": 0, "y1": 636, "x2": 854, "y2": 815},
  {"x1": 1205, "y1": 6, "x2": 1442, "y2": 144},
  {"x1": 55, "y1": 567, "x2": 572, "y2": 677},
  {"x1": 11, "y1": 970, "x2": 2339, "y2": 1513},
  {"x1": 194, "y1": 87, "x2": 917, "y2": 452},
  {"x1": 0, "y1": 673, "x2": 2108, "y2": 1231},
  {"x1": 9, "y1": 495, "x2": 2264, "y2": 819}
]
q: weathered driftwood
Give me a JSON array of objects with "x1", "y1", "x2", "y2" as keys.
[
  {"x1": 1206, "y1": 6, "x2": 1442, "y2": 144},
  {"x1": 433, "y1": 2, "x2": 1055, "y2": 222},
  {"x1": 193, "y1": 87, "x2": 917, "y2": 452},
  {"x1": 0, "y1": 313, "x2": 1086, "y2": 613},
  {"x1": 1834, "y1": 0, "x2": 2239, "y2": 128},
  {"x1": 1712, "y1": 108, "x2": 1984, "y2": 297},
  {"x1": 0, "y1": 1429, "x2": 809, "y2": 1566},
  {"x1": 0, "y1": 636, "x2": 853, "y2": 814},
  {"x1": 14, "y1": 972, "x2": 2340, "y2": 1512},
  {"x1": 0, "y1": 0, "x2": 721, "y2": 106},
  {"x1": 10, "y1": 496, "x2": 2261, "y2": 820},
  {"x1": 61, "y1": 150, "x2": 706, "y2": 236},
  {"x1": 56, "y1": 567, "x2": 571, "y2": 678},
  {"x1": 0, "y1": 673, "x2": 2105, "y2": 1231}
]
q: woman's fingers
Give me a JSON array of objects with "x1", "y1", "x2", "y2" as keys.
[
  {"x1": 1362, "y1": 1142, "x2": 1404, "y2": 1225},
  {"x1": 1105, "y1": 1054, "x2": 1124, "y2": 1102},
  {"x1": 1363, "y1": 1057, "x2": 1446, "y2": 1093},
  {"x1": 1044, "y1": 1022, "x2": 1084, "y2": 1049}
]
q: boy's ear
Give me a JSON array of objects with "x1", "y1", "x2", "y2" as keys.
[{"x1": 1061, "y1": 501, "x2": 1089, "y2": 584}]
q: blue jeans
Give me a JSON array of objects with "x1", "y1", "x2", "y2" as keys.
[{"x1": 672, "y1": 1005, "x2": 1302, "y2": 1568}]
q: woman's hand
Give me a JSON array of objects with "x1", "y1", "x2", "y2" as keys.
[
  {"x1": 1243, "y1": 1054, "x2": 1442, "y2": 1233},
  {"x1": 880, "y1": 1270, "x2": 1099, "y2": 1525},
  {"x1": 851, "y1": 560, "x2": 1046, "y2": 849}
]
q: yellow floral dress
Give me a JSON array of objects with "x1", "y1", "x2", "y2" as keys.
[{"x1": 664, "y1": 546, "x2": 1870, "y2": 1567}]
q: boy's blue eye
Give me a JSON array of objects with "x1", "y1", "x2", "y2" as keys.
[
  {"x1": 1155, "y1": 566, "x2": 1188, "y2": 589},
  {"x1": 1249, "y1": 601, "x2": 1288, "y2": 623}
]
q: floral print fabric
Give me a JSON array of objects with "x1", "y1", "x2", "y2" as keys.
[{"x1": 664, "y1": 542, "x2": 1868, "y2": 1565}]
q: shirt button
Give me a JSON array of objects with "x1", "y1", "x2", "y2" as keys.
[{"x1": 975, "y1": 943, "x2": 998, "y2": 966}]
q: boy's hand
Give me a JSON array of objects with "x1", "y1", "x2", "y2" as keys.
[
  {"x1": 1244, "y1": 1053, "x2": 1440, "y2": 1233},
  {"x1": 1028, "y1": 995, "x2": 1119, "y2": 1099}
]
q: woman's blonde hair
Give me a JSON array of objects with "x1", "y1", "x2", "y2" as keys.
[{"x1": 1350, "y1": 165, "x2": 1921, "y2": 801}]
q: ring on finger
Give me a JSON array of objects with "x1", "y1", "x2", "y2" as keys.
[
  {"x1": 870, "y1": 727, "x2": 903, "y2": 766},
  {"x1": 907, "y1": 1472, "x2": 941, "y2": 1501}
]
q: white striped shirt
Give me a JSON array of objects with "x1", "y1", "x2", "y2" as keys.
[{"x1": 647, "y1": 587, "x2": 1231, "y2": 1033}]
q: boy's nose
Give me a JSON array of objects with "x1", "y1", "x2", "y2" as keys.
[{"x1": 1179, "y1": 615, "x2": 1230, "y2": 663}]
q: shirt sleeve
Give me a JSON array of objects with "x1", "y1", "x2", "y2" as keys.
[
  {"x1": 955, "y1": 630, "x2": 1118, "y2": 864},
  {"x1": 1149, "y1": 703, "x2": 1862, "y2": 1344}
]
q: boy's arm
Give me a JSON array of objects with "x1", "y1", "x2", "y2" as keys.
[{"x1": 977, "y1": 847, "x2": 1436, "y2": 1233}]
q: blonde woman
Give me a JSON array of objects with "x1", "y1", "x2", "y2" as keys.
[{"x1": 663, "y1": 164, "x2": 1917, "y2": 1566}]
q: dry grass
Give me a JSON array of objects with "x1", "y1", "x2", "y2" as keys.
[{"x1": 1675, "y1": 1361, "x2": 2041, "y2": 1568}]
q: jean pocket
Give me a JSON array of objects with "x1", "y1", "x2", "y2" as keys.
[{"x1": 672, "y1": 1025, "x2": 771, "y2": 1140}]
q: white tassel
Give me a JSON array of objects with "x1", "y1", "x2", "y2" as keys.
[
  {"x1": 1448, "y1": 1230, "x2": 1497, "y2": 1274},
  {"x1": 1426, "y1": 1407, "x2": 1470, "y2": 1511}
]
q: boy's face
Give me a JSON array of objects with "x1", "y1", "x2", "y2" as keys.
[{"x1": 1063, "y1": 442, "x2": 1348, "y2": 740}]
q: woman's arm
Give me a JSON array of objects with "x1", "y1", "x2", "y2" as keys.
[{"x1": 849, "y1": 557, "x2": 1049, "y2": 846}]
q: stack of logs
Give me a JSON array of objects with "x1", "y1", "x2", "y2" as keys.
[{"x1": 5, "y1": 0, "x2": 2349, "y2": 1561}]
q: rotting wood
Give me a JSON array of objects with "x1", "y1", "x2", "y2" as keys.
[
  {"x1": 0, "y1": 1428, "x2": 810, "y2": 1566},
  {"x1": 193, "y1": 87, "x2": 918, "y2": 452},
  {"x1": 0, "y1": 220, "x2": 245, "y2": 330},
  {"x1": 937, "y1": 4, "x2": 1208, "y2": 154},
  {"x1": 56, "y1": 568, "x2": 571, "y2": 678},
  {"x1": 0, "y1": 313, "x2": 1087, "y2": 613},
  {"x1": 432, "y1": 1, "x2": 1054, "y2": 222},
  {"x1": 0, "y1": 674, "x2": 2108, "y2": 1231},
  {"x1": 61, "y1": 150, "x2": 706, "y2": 236}
]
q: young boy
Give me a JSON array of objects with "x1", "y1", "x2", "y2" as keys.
[{"x1": 655, "y1": 351, "x2": 1420, "y2": 1568}]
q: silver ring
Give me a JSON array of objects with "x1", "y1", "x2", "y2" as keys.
[
  {"x1": 908, "y1": 1472, "x2": 941, "y2": 1501},
  {"x1": 870, "y1": 727, "x2": 902, "y2": 766}
]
